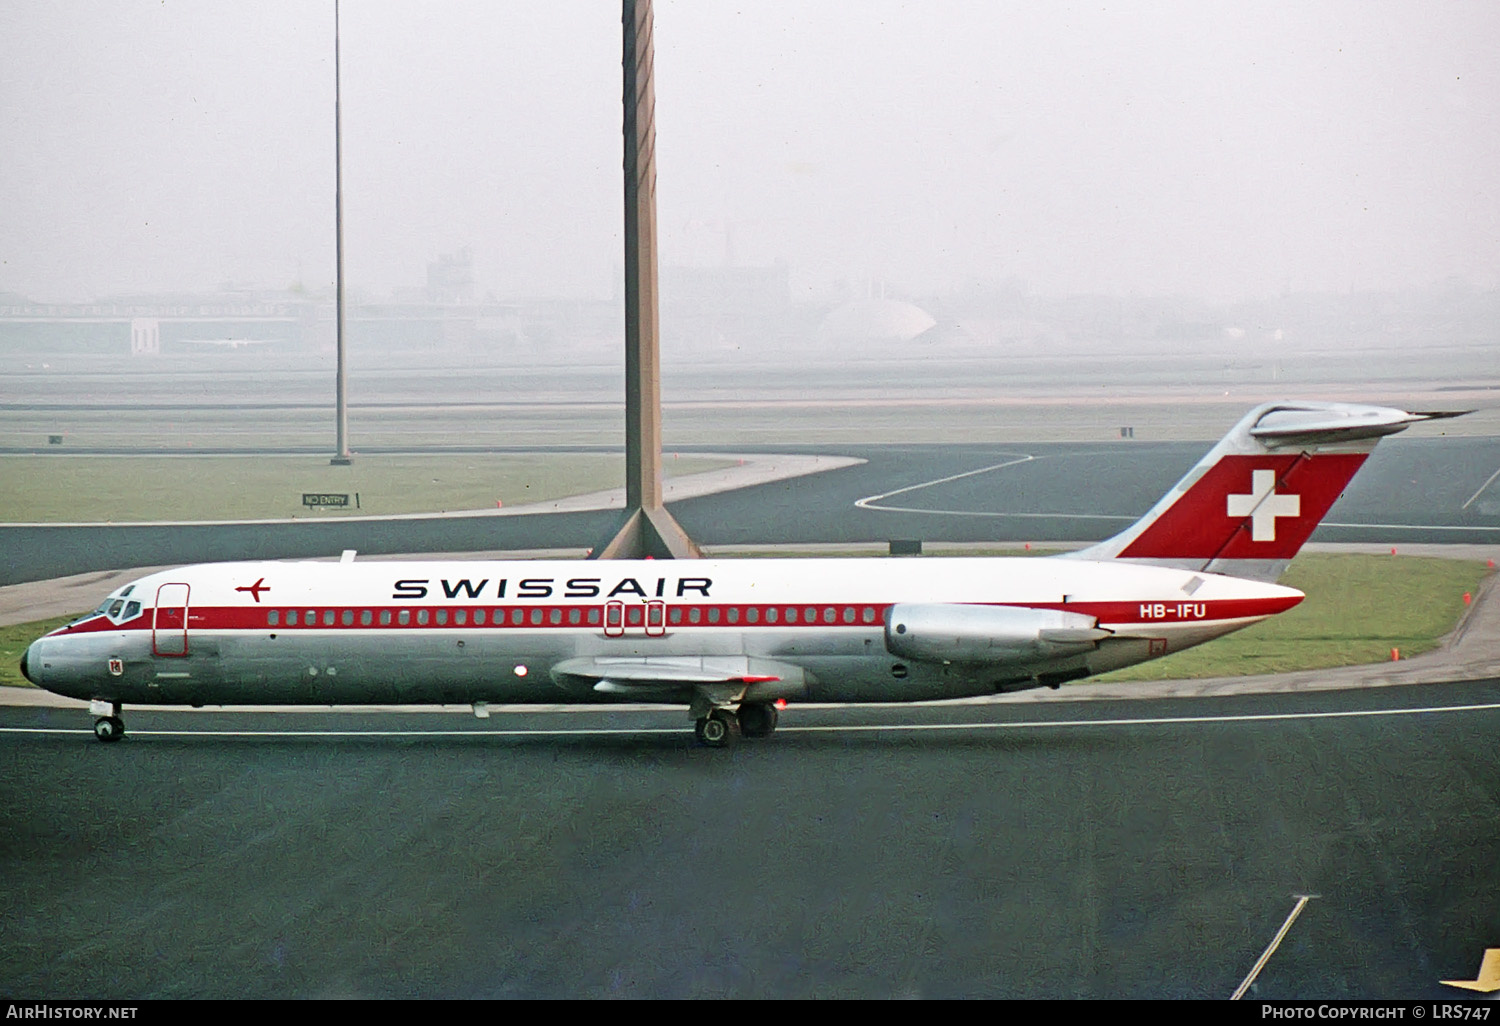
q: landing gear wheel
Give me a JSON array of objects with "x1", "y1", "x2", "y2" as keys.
[
  {"x1": 694, "y1": 709, "x2": 740, "y2": 748},
  {"x1": 93, "y1": 716, "x2": 124, "y2": 743},
  {"x1": 737, "y1": 702, "x2": 779, "y2": 738}
]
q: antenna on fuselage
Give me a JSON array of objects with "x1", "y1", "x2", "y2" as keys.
[{"x1": 591, "y1": 0, "x2": 700, "y2": 559}]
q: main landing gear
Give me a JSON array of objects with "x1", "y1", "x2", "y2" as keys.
[
  {"x1": 91, "y1": 700, "x2": 124, "y2": 743},
  {"x1": 692, "y1": 701, "x2": 780, "y2": 748}
]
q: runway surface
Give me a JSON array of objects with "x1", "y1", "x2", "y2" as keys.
[
  {"x1": 4, "y1": 435, "x2": 1497, "y2": 585},
  {"x1": 3, "y1": 679, "x2": 1497, "y2": 998}
]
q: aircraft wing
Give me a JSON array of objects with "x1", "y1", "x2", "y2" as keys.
[{"x1": 550, "y1": 655, "x2": 806, "y2": 697}]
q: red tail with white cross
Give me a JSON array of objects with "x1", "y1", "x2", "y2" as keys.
[{"x1": 1066, "y1": 402, "x2": 1462, "y2": 582}]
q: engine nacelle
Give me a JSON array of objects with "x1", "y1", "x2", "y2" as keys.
[{"x1": 884, "y1": 603, "x2": 1111, "y2": 664}]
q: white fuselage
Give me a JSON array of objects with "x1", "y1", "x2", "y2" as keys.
[{"x1": 25, "y1": 556, "x2": 1301, "y2": 708}]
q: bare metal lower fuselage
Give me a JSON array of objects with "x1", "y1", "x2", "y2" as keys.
[{"x1": 25, "y1": 599, "x2": 1254, "y2": 709}]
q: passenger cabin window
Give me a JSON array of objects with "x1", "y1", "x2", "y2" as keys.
[
  {"x1": 342, "y1": 610, "x2": 354, "y2": 626},
  {"x1": 398, "y1": 610, "x2": 410, "y2": 626},
  {"x1": 380, "y1": 610, "x2": 392, "y2": 625},
  {"x1": 417, "y1": 609, "x2": 429, "y2": 626},
  {"x1": 323, "y1": 610, "x2": 335, "y2": 627},
  {"x1": 268, "y1": 610, "x2": 280, "y2": 626},
  {"x1": 361, "y1": 610, "x2": 372, "y2": 626},
  {"x1": 287, "y1": 611, "x2": 299, "y2": 626}
]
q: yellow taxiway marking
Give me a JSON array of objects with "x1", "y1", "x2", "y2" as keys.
[
  {"x1": 1231, "y1": 895, "x2": 1316, "y2": 1001},
  {"x1": 1442, "y1": 948, "x2": 1500, "y2": 993}
]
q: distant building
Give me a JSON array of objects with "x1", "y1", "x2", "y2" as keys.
[
  {"x1": 660, "y1": 262, "x2": 793, "y2": 351},
  {"x1": 818, "y1": 298, "x2": 937, "y2": 345},
  {"x1": 427, "y1": 250, "x2": 476, "y2": 305}
]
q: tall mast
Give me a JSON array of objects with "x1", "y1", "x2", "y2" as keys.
[{"x1": 592, "y1": 0, "x2": 700, "y2": 558}]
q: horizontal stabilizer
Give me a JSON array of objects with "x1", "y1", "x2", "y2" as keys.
[{"x1": 1248, "y1": 406, "x2": 1468, "y2": 447}]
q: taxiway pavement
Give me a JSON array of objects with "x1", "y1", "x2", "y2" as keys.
[
  {"x1": 3, "y1": 679, "x2": 1497, "y2": 998},
  {"x1": 3, "y1": 435, "x2": 1496, "y2": 586}
]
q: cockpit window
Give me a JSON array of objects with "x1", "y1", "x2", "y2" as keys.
[
  {"x1": 120, "y1": 585, "x2": 134, "y2": 597},
  {"x1": 107, "y1": 600, "x2": 125, "y2": 619},
  {"x1": 123, "y1": 601, "x2": 141, "y2": 620}
]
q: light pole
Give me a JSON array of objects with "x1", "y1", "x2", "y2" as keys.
[{"x1": 330, "y1": 0, "x2": 352, "y2": 466}]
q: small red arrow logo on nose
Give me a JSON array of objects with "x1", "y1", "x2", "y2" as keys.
[{"x1": 235, "y1": 578, "x2": 270, "y2": 602}]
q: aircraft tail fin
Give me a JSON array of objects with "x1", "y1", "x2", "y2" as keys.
[{"x1": 1066, "y1": 402, "x2": 1465, "y2": 582}]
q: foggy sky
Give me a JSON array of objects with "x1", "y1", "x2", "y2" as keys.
[{"x1": 1, "y1": 1, "x2": 1496, "y2": 303}]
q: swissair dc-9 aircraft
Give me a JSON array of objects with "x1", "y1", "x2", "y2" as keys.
[{"x1": 22, "y1": 402, "x2": 1455, "y2": 746}]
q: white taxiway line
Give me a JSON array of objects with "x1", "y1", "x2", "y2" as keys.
[
  {"x1": 0, "y1": 727, "x2": 688, "y2": 738},
  {"x1": 851, "y1": 505, "x2": 1136, "y2": 522},
  {"x1": 1461, "y1": 466, "x2": 1500, "y2": 511},
  {"x1": 777, "y1": 701, "x2": 1500, "y2": 732},
  {"x1": 1231, "y1": 895, "x2": 1316, "y2": 1000},
  {"x1": 850, "y1": 450, "x2": 1500, "y2": 532},
  {"x1": 4, "y1": 699, "x2": 1498, "y2": 739},
  {"x1": 853, "y1": 454, "x2": 1037, "y2": 510}
]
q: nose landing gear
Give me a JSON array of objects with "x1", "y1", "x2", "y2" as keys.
[{"x1": 90, "y1": 700, "x2": 125, "y2": 743}]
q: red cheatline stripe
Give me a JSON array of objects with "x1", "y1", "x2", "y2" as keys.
[{"x1": 48, "y1": 595, "x2": 1299, "y2": 637}]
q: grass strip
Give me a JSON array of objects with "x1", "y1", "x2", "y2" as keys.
[
  {"x1": 1095, "y1": 553, "x2": 1489, "y2": 680},
  {"x1": 0, "y1": 453, "x2": 731, "y2": 523}
]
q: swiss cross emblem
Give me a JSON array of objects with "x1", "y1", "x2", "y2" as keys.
[
  {"x1": 1226, "y1": 470, "x2": 1301, "y2": 542},
  {"x1": 107, "y1": 658, "x2": 124, "y2": 676}
]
